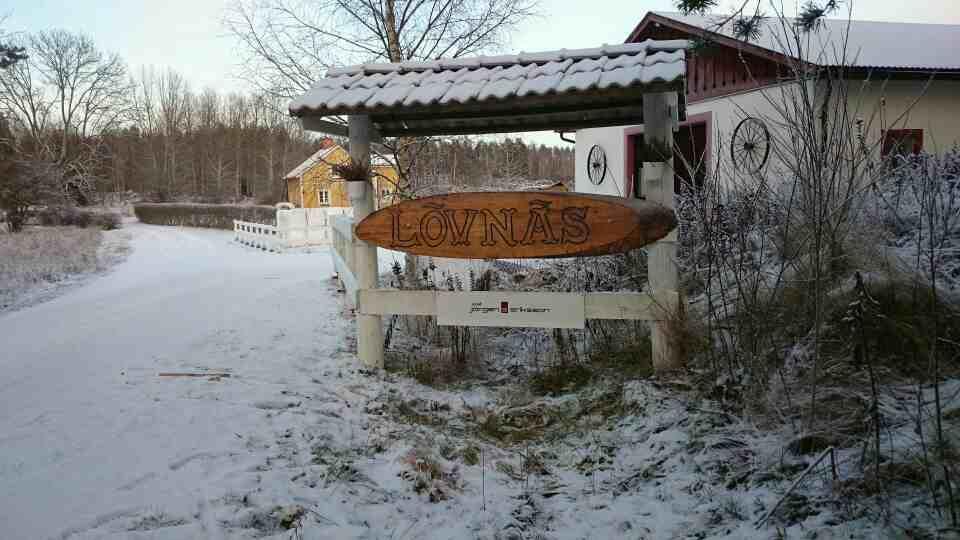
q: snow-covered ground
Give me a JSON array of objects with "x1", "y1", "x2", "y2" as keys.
[{"x1": 0, "y1": 224, "x2": 894, "y2": 539}]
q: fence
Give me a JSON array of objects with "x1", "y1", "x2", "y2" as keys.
[
  {"x1": 233, "y1": 207, "x2": 354, "y2": 252},
  {"x1": 330, "y1": 215, "x2": 359, "y2": 303},
  {"x1": 234, "y1": 221, "x2": 284, "y2": 252},
  {"x1": 278, "y1": 207, "x2": 353, "y2": 247}
]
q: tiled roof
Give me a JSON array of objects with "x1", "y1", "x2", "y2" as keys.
[
  {"x1": 284, "y1": 143, "x2": 393, "y2": 179},
  {"x1": 651, "y1": 12, "x2": 960, "y2": 70},
  {"x1": 289, "y1": 39, "x2": 688, "y2": 117},
  {"x1": 284, "y1": 145, "x2": 338, "y2": 179}
]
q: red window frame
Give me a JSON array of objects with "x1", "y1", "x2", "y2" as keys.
[{"x1": 881, "y1": 129, "x2": 923, "y2": 157}]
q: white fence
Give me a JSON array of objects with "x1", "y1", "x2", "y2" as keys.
[
  {"x1": 234, "y1": 207, "x2": 354, "y2": 252},
  {"x1": 278, "y1": 207, "x2": 353, "y2": 247},
  {"x1": 330, "y1": 215, "x2": 359, "y2": 303},
  {"x1": 234, "y1": 221, "x2": 284, "y2": 252}
]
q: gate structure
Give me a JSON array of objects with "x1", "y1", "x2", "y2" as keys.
[{"x1": 290, "y1": 40, "x2": 688, "y2": 372}]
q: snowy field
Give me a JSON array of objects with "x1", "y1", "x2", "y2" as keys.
[{"x1": 0, "y1": 224, "x2": 891, "y2": 539}]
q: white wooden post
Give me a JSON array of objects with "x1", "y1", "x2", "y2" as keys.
[
  {"x1": 348, "y1": 115, "x2": 384, "y2": 369},
  {"x1": 642, "y1": 91, "x2": 682, "y2": 371}
]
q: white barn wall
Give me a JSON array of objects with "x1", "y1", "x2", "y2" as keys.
[
  {"x1": 575, "y1": 126, "x2": 635, "y2": 197},
  {"x1": 848, "y1": 80, "x2": 960, "y2": 154},
  {"x1": 575, "y1": 83, "x2": 800, "y2": 197},
  {"x1": 574, "y1": 79, "x2": 960, "y2": 198}
]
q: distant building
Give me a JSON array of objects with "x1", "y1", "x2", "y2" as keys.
[
  {"x1": 284, "y1": 138, "x2": 398, "y2": 208},
  {"x1": 575, "y1": 12, "x2": 960, "y2": 197}
]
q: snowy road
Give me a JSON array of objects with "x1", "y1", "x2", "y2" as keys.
[
  {"x1": 1, "y1": 224, "x2": 882, "y2": 540},
  {"x1": 0, "y1": 224, "x2": 380, "y2": 539}
]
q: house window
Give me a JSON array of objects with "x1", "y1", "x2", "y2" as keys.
[
  {"x1": 882, "y1": 129, "x2": 923, "y2": 163},
  {"x1": 381, "y1": 189, "x2": 390, "y2": 198},
  {"x1": 318, "y1": 190, "x2": 330, "y2": 206}
]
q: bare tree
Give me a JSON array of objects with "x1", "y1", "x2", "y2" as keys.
[
  {"x1": 225, "y1": 0, "x2": 539, "y2": 99},
  {"x1": 30, "y1": 30, "x2": 131, "y2": 159},
  {"x1": 0, "y1": 45, "x2": 52, "y2": 140}
]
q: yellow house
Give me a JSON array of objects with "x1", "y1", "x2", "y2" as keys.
[{"x1": 285, "y1": 139, "x2": 399, "y2": 209}]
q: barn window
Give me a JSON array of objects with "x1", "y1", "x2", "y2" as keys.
[
  {"x1": 318, "y1": 189, "x2": 331, "y2": 205},
  {"x1": 882, "y1": 129, "x2": 923, "y2": 165}
]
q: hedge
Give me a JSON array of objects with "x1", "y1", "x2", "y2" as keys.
[{"x1": 133, "y1": 203, "x2": 276, "y2": 230}]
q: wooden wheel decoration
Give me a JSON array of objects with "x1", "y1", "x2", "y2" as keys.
[
  {"x1": 730, "y1": 117, "x2": 770, "y2": 173},
  {"x1": 587, "y1": 144, "x2": 607, "y2": 185}
]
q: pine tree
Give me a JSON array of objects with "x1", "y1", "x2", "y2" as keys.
[
  {"x1": 675, "y1": 0, "x2": 841, "y2": 41},
  {"x1": 0, "y1": 43, "x2": 26, "y2": 69}
]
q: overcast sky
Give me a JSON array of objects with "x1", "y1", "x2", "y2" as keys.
[{"x1": 4, "y1": 0, "x2": 959, "y2": 146}]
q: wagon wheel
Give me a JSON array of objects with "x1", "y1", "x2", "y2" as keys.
[
  {"x1": 587, "y1": 145, "x2": 607, "y2": 185},
  {"x1": 730, "y1": 117, "x2": 770, "y2": 174}
]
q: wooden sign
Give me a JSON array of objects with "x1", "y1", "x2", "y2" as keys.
[
  {"x1": 436, "y1": 291, "x2": 585, "y2": 329},
  {"x1": 354, "y1": 192, "x2": 676, "y2": 259}
]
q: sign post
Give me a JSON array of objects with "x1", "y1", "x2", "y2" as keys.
[
  {"x1": 348, "y1": 115, "x2": 384, "y2": 369},
  {"x1": 643, "y1": 92, "x2": 682, "y2": 371}
]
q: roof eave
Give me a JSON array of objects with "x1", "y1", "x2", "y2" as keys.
[
  {"x1": 628, "y1": 12, "x2": 802, "y2": 68},
  {"x1": 290, "y1": 79, "x2": 686, "y2": 137}
]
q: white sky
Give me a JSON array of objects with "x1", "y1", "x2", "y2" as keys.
[{"x1": 4, "y1": 0, "x2": 960, "y2": 146}]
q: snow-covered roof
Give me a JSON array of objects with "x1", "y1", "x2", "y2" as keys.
[
  {"x1": 284, "y1": 145, "x2": 339, "y2": 180},
  {"x1": 285, "y1": 143, "x2": 394, "y2": 179},
  {"x1": 649, "y1": 12, "x2": 960, "y2": 70},
  {"x1": 289, "y1": 40, "x2": 688, "y2": 136}
]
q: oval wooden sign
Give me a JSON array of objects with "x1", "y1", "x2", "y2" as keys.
[{"x1": 354, "y1": 192, "x2": 676, "y2": 259}]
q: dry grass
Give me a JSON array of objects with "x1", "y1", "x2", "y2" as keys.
[{"x1": 0, "y1": 227, "x2": 104, "y2": 308}]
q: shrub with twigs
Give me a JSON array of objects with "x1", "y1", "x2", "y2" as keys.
[{"x1": 133, "y1": 203, "x2": 275, "y2": 230}]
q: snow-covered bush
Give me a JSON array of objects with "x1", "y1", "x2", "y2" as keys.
[
  {"x1": 134, "y1": 203, "x2": 275, "y2": 230},
  {"x1": 0, "y1": 227, "x2": 103, "y2": 309},
  {"x1": 871, "y1": 148, "x2": 960, "y2": 293},
  {"x1": 36, "y1": 206, "x2": 121, "y2": 230}
]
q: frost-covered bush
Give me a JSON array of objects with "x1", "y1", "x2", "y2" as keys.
[
  {"x1": 134, "y1": 203, "x2": 275, "y2": 230},
  {"x1": 0, "y1": 227, "x2": 103, "y2": 309},
  {"x1": 36, "y1": 206, "x2": 122, "y2": 230},
  {"x1": 871, "y1": 148, "x2": 960, "y2": 291}
]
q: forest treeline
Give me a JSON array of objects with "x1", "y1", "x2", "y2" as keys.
[{"x1": 0, "y1": 29, "x2": 573, "y2": 209}]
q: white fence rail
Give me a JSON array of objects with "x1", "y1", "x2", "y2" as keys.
[
  {"x1": 234, "y1": 207, "x2": 354, "y2": 252},
  {"x1": 278, "y1": 207, "x2": 353, "y2": 247},
  {"x1": 330, "y1": 214, "x2": 360, "y2": 304},
  {"x1": 234, "y1": 221, "x2": 284, "y2": 252},
  {"x1": 356, "y1": 289, "x2": 679, "y2": 328}
]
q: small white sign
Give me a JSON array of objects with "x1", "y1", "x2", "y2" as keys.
[{"x1": 436, "y1": 291, "x2": 585, "y2": 329}]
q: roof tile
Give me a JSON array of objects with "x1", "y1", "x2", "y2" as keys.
[{"x1": 289, "y1": 40, "x2": 688, "y2": 116}]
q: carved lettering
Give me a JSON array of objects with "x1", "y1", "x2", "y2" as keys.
[
  {"x1": 390, "y1": 208, "x2": 420, "y2": 247},
  {"x1": 443, "y1": 209, "x2": 480, "y2": 246},
  {"x1": 521, "y1": 200, "x2": 559, "y2": 245},
  {"x1": 356, "y1": 192, "x2": 672, "y2": 259},
  {"x1": 481, "y1": 208, "x2": 517, "y2": 247},
  {"x1": 419, "y1": 208, "x2": 448, "y2": 248},
  {"x1": 561, "y1": 206, "x2": 590, "y2": 244}
]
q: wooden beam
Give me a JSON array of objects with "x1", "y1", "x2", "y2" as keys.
[
  {"x1": 300, "y1": 117, "x2": 384, "y2": 142},
  {"x1": 358, "y1": 289, "x2": 436, "y2": 316},
  {"x1": 331, "y1": 248, "x2": 359, "y2": 301},
  {"x1": 357, "y1": 289, "x2": 679, "y2": 322},
  {"x1": 584, "y1": 291, "x2": 678, "y2": 320},
  {"x1": 300, "y1": 117, "x2": 348, "y2": 136},
  {"x1": 643, "y1": 91, "x2": 682, "y2": 372},
  {"x1": 377, "y1": 110, "x2": 648, "y2": 137},
  {"x1": 349, "y1": 115, "x2": 384, "y2": 369}
]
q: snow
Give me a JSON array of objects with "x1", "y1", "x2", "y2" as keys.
[
  {"x1": 0, "y1": 224, "x2": 895, "y2": 539},
  {"x1": 290, "y1": 41, "x2": 687, "y2": 115},
  {"x1": 653, "y1": 11, "x2": 960, "y2": 69}
]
